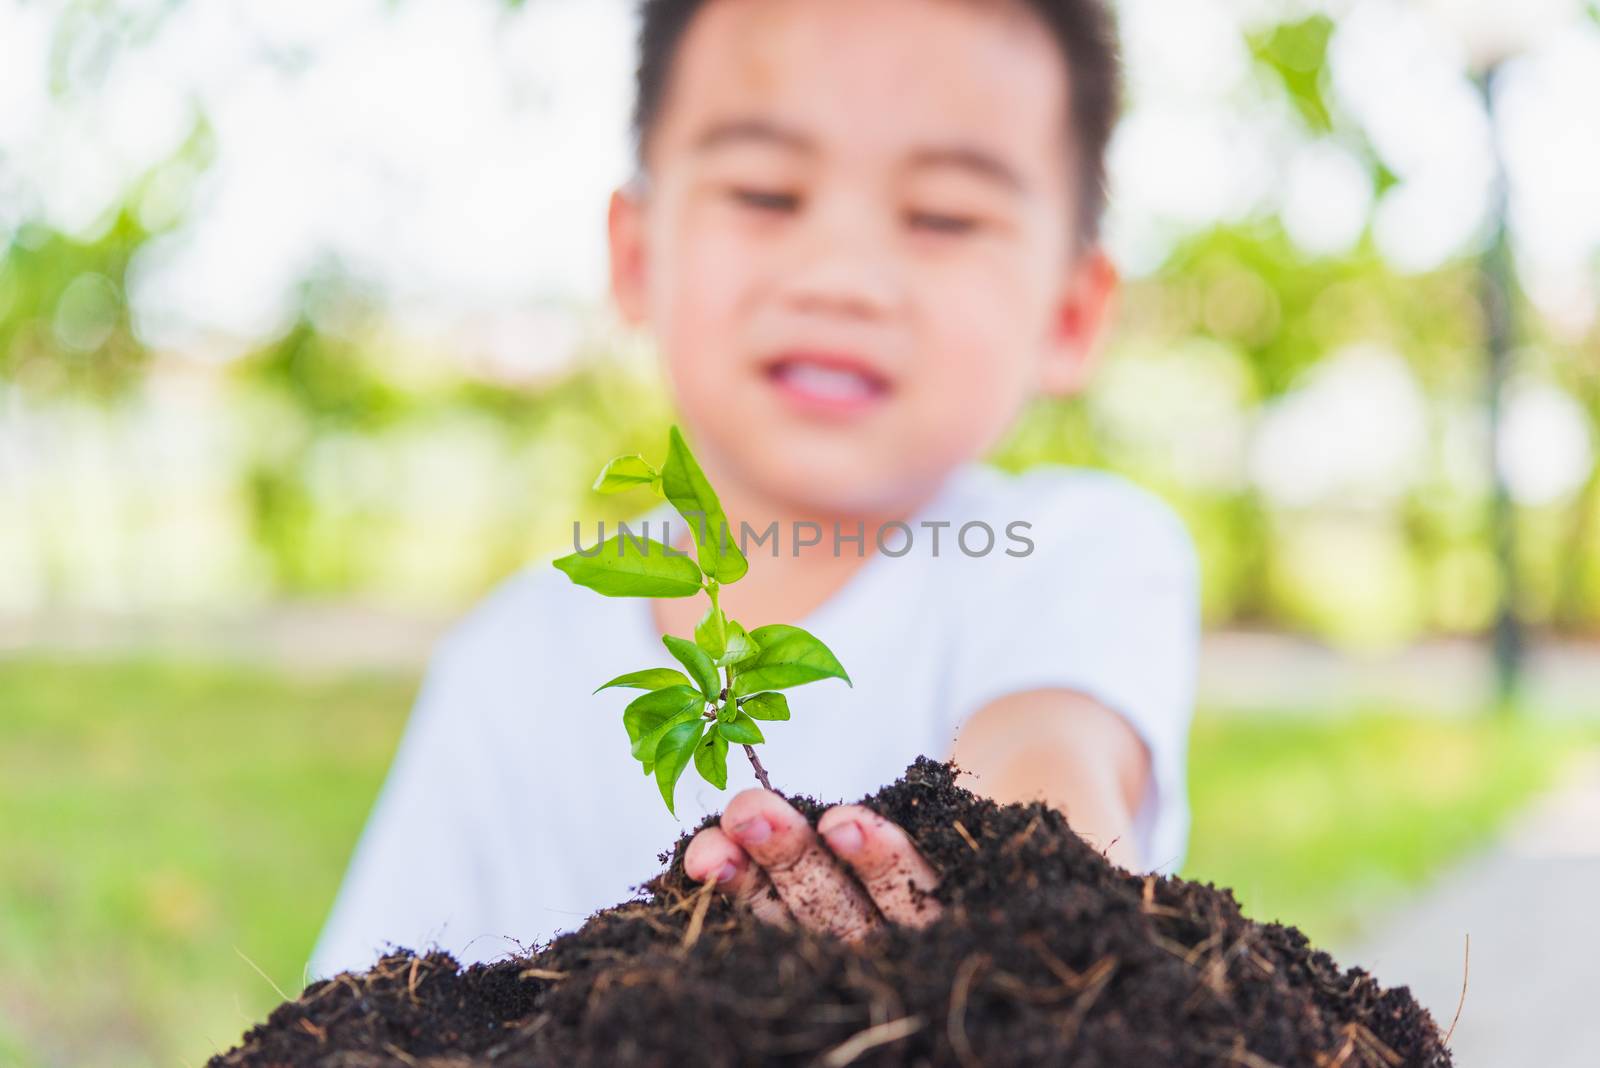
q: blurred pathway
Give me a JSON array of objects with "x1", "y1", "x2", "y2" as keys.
[
  {"x1": 1338, "y1": 758, "x2": 1600, "y2": 1067},
  {"x1": 1200, "y1": 630, "x2": 1600, "y2": 720}
]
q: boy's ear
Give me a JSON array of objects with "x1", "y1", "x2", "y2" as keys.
[
  {"x1": 608, "y1": 180, "x2": 650, "y2": 328},
  {"x1": 1038, "y1": 247, "x2": 1119, "y2": 397}
]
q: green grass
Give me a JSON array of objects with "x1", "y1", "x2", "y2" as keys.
[
  {"x1": 1182, "y1": 710, "x2": 1598, "y2": 945},
  {"x1": 0, "y1": 656, "x2": 416, "y2": 1068},
  {"x1": 0, "y1": 654, "x2": 1589, "y2": 1066}
]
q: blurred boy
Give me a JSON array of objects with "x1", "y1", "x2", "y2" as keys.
[{"x1": 312, "y1": 0, "x2": 1197, "y2": 974}]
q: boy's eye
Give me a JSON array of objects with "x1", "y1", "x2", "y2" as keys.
[
  {"x1": 728, "y1": 187, "x2": 800, "y2": 213},
  {"x1": 907, "y1": 211, "x2": 980, "y2": 235}
]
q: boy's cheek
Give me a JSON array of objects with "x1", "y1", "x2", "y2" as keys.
[
  {"x1": 915, "y1": 263, "x2": 1044, "y2": 366},
  {"x1": 659, "y1": 223, "x2": 770, "y2": 317},
  {"x1": 649, "y1": 250, "x2": 754, "y2": 359},
  {"x1": 909, "y1": 240, "x2": 1049, "y2": 320}
]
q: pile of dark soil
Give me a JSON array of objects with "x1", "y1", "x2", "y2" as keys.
[{"x1": 213, "y1": 759, "x2": 1452, "y2": 1067}]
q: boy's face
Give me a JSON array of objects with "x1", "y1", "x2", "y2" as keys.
[{"x1": 610, "y1": 0, "x2": 1116, "y2": 516}]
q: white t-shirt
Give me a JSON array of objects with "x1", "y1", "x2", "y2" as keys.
[{"x1": 308, "y1": 462, "x2": 1200, "y2": 979}]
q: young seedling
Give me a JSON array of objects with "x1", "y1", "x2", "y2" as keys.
[{"x1": 551, "y1": 425, "x2": 851, "y2": 814}]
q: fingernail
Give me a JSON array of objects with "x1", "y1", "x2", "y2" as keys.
[
  {"x1": 716, "y1": 861, "x2": 738, "y2": 884},
  {"x1": 729, "y1": 818, "x2": 771, "y2": 846},
  {"x1": 824, "y1": 820, "x2": 863, "y2": 856}
]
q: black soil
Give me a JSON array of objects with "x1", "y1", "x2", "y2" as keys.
[{"x1": 213, "y1": 759, "x2": 1452, "y2": 1067}]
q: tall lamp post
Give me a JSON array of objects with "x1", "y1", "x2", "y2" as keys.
[
  {"x1": 1425, "y1": 0, "x2": 1582, "y2": 710},
  {"x1": 1476, "y1": 60, "x2": 1521, "y2": 710}
]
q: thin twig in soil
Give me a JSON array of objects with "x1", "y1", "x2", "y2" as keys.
[
  {"x1": 987, "y1": 970, "x2": 1082, "y2": 1006},
  {"x1": 993, "y1": 951, "x2": 1116, "y2": 1007},
  {"x1": 482, "y1": 1013, "x2": 551, "y2": 1060},
  {"x1": 234, "y1": 946, "x2": 291, "y2": 1003},
  {"x1": 382, "y1": 1043, "x2": 423, "y2": 1067},
  {"x1": 947, "y1": 952, "x2": 989, "y2": 1068},
  {"x1": 1186, "y1": 931, "x2": 1227, "y2": 967},
  {"x1": 1443, "y1": 933, "x2": 1470, "y2": 1048},
  {"x1": 680, "y1": 876, "x2": 718, "y2": 951},
  {"x1": 1325, "y1": 1031, "x2": 1358, "y2": 1068},
  {"x1": 952, "y1": 819, "x2": 980, "y2": 853},
  {"x1": 819, "y1": 1015, "x2": 926, "y2": 1068},
  {"x1": 661, "y1": 887, "x2": 702, "y2": 914},
  {"x1": 842, "y1": 956, "x2": 905, "y2": 1025},
  {"x1": 1184, "y1": 933, "x2": 1260, "y2": 1014},
  {"x1": 571, "y1": 947, "x2": 632, "y2": 963},
  {"x1": 517, "y1": 968, "x2": 569, "y2": 981},
  {"x1": 1320, "y1": 1022, "x2": 1401, "y2": 1068},
  {"x1": 1150, "y1": 931, "x2": 1204, "y2": 963},
  {"x1": 1140, "y1": 874, "x2": 1187, "y2": 918},
  {"x1": 627, "y1": 910, "x2": 677, "y2": 938},
  {"x1": 1058, "y1": 956, "x2": 1117, "y2": 1051},
  {"x1": 1218, "y1": 1041, "x2": 1285, "y2": 1068},
  {"x1": 1002, "y1": 813, "x2": 1042, "y2": 854},
  {"x1": 1023, "y1": 932, "x2": 1087, "y2": 989},
  {"x1": 586, "y1": 966, "x2": 658, "y2": 1015},
  {"x1": 1350, "y1": 1023, "x2": 1403, "y2": 1067}
]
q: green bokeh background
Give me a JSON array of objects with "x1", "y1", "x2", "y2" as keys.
[{"x1": 3, "y1": 2, "x2": 1600, "y2": 1065}]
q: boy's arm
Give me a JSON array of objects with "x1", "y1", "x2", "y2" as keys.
[{"x1": 950, "y1": 687, "x2": 1149, "y2": 870}]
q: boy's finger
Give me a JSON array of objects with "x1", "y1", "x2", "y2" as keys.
[
  {"x1": 682, "y1": 825, "x2": 792, "y2": 928},
  {"x1": 721, "y1": 789, "x2": 881, "y2": 942},
  {"x1": 818, "y1": 805, "x2": 942, "y2": 929}
]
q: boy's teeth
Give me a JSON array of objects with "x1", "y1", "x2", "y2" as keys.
[{"x1": 776, "y1": 361, "x2": 877, "y2": 398}]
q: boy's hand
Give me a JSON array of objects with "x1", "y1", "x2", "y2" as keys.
[{"x1": 683, "y1": 788, "x2": 941, "y2": 941}]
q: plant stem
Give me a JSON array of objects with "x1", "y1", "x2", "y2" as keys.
[
  {"x1": 722, "y1": 662, "x2": 774, "y2": 791},
  {"x1": 743, "y1": 744, "x2": 773, "y2": 791}
]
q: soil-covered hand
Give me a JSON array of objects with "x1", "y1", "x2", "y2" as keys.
[{"x1": 683, "y1": 788, "x2": 941, "y2": 941}]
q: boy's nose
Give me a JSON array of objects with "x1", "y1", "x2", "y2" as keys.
[
  {"x1": 780, "y1": 257, "x2": 900, "y2": 322},
  {"x1": 777, "y1": 199, "x2": 904, "y2": 321}
]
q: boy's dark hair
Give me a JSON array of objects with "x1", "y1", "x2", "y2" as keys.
[{"x1": 630, "y1": 0, "x2": 1122, "y2": 244}]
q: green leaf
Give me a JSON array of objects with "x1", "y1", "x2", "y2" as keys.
[
  {"x1": 730, "y1": 624, "x2": 851, "y2": 696},
  {"x1": 593, "y1": 667, "x2": 692, "y2": 694},
  {"x1": 694, "y1": 605, "x2": 761, "y2": 668},
  {"x1": 622, "y1": 685, "x2": 704, "y2": 760},
  {"x1": 739, "y1": 691, "x2": 790, "y2": 721},
  {"x1": 663, "y1": 634, "x2": 721, "y2": 701},
  {"x1": 654, "y1": 718, "x2": 703, "y2": 814},
  {"x1": 660, "y1": 425, "x2": 748, "y2": 584},
  {"x1": 592, "y1": 454, "x2": 659, "y2": 494},
  {"x1": 693, "y1": 725, "x2": 729, "y2": 790},
  {"x1": 552, "y1": 534, "x2": 703, "y2": 598},
  {"x1": 715, "y1": 619, "x2": 760, "y2": 668},
  {"x1": 1248, "y1": 15, "x2": 1335, "y2": 134},
  {"x1": 717, "y1": 711, "x2": 765, "y2": 745},
  {"x1": 694, "y1": 602, "x2": 728, "y2": 660},
  {"x1": 633, "y1": 705, "x2": 704, "y2": 765}
]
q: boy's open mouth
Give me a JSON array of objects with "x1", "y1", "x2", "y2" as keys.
[{"x1": 762, "y1": 351, "x2": 893, "y2": 417}]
